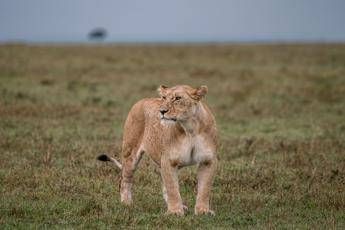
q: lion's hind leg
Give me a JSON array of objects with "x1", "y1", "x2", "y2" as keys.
[{"x1": 120, "y1": 146, "x2": 144, "y2": 205}]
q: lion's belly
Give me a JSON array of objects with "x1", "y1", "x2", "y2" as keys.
[
  {"x1": 169, "y1": 135, "x2": 214, "y2": 167},
  {"x1": 141, "y1": 117, "x2": 215, "y2": 168}
]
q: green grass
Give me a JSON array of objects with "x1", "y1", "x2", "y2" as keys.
[{"x1": 1, "y1": 43, "x2": 345, "y2": 229}]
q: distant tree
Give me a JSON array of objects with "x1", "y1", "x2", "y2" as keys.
[{"x1": 88, "y1": 28, "x2": 107, "y2": 41}]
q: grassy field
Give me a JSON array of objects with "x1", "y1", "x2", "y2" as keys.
[{"x1": 0, "y1": 43, "x2": 345, "y2": 229}]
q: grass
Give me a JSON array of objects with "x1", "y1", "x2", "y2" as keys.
[{"x1": 0, "y1": 43, "x2": 345, "y2": 229}]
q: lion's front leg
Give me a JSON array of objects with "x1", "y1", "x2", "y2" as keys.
[
  {"x1": 162, "y1": 183, "x2": 188, "y2": 212},
  {"x1": 160, "y1": 159, "x2": 184, "y2": 215},
  {"x1": 195, "y1": 157, "x2": 217, "y2": 215}
]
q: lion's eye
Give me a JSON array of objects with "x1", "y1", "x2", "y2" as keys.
[
  {"x1": 162, "y1": 96, "x2": 166, "y2": 100},
  {"x1": 175, "y1": 96, "x2": 181, "y2": 101}
]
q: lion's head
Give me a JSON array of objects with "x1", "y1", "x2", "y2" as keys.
[{"x1": 157, "y1": 85, "x2": 208, "y2": 123}]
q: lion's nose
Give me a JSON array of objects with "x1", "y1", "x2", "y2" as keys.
[{"x1": 160, "y1": 108, "x2": 169, "y2": 115}]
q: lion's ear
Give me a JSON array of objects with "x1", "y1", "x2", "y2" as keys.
[
  {"x1": 193, "y1": 85, "x2": 208, "y2": 100},
  {"x1": 157, "y1": 85, "x2": 168, "y2": 96}
]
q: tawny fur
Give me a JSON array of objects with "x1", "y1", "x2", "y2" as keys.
[{"x1": 99, "y1": 85, "x2": 217, "y2": 215}]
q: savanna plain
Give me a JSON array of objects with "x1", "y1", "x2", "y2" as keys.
[{"x1": 0, "y1": 44, "x2": 344, "y2": 229}]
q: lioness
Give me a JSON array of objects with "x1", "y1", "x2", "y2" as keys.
[{"x1": 98, "y1": 85, "x2": 217, "y2": 215}]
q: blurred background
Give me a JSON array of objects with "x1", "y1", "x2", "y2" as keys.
[
  {"x1": 1, "y1": 0, "x2": 345, "y2": 43},
  {"x1": 1, "y1": 0, "x2": 345, "y2": 228}
]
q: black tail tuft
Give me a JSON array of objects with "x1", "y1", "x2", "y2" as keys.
[{"x1": 97, "y1": 154, "x2": 110, "y2": 162}]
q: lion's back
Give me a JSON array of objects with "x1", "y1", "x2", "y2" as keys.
[{"x1": 122, "y1": 98, "x2": 161, "y2": 144}]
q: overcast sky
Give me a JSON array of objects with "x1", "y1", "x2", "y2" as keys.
[{"x1": 1, "y1": 0, "x2": 345, "y2": 43}]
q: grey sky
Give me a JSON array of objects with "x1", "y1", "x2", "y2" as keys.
[{"x1": 1, "y1": 0, "x2": 345, "y2": 42}]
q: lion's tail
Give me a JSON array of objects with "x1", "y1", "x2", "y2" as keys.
[{"x1": 97, "y1": 154, "x2": 122, "y2": 170}]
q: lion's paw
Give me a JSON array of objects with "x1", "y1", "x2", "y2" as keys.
[
  {"x1": 166, "y1": 208, "x2": 185, "y2": 216},
  {"x1": 195, "y1": 206, "x2": 215, "y2": 216},
  {"x1": 183, "y1": 203, "x2": 188, "y2": 211}
]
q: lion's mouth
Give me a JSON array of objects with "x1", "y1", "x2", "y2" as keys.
[{"x1": 161, "y1": 115, "x2": 177, "y2": 122}]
